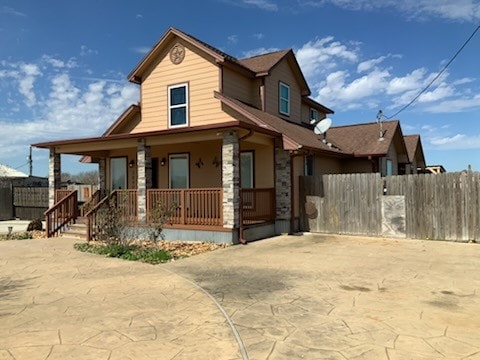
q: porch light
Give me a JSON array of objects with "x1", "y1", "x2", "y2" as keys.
[
  {"x1": 195, "y1": 158, "x2": 204, "y2": 168},
  {"x1": 160, "y1": 158, "x2": 166, "y2": 166},
  {"x1": 129, "y1": 160, "x2": 135, "y2": 168}
]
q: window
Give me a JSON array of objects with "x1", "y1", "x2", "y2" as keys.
[
  {"x1": 240, "y1": 151, "x2": 254, "y2": 188},
  {"x1": 110, "y1": 157, "x2": 127, "y2": 190},
  {"x1": 386, "y1": 159, "x2": 393, "y2": 176},
  {"x1": 169, "y1": 154, "x2": 189, "y2": 189},
  {"x1": 279, "y1": 82, "x2": 290, "y2": 116},
  {"x1": 168, "y1": 83, "x2": 188, "y2": 127},
  {"x1": 310, "y1": 108, "x2": 318, "y2": 123},
  {"x1": 305, "y1": 155, "x2": 314, "y2": 176}
]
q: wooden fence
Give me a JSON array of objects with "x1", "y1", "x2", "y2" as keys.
[
  {"x1": 0, "y1": 187, "x2": 13, "y2": 220},
  {"x1": 13, "y1": 187, "x2": 49, "y2": 220},
  {"x1": 300, "y1": 171, "x2": 480, "y2": 242}
]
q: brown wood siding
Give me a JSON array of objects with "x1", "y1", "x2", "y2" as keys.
[
  {"x1": 265, "y1": 60, "x2": 302, "y2": 123},
  {"x1": 133, "y1": 38, "x2": 232, "y2": 133},
  {"x1": 315, "y1": 155, "x2": 342, "y2": 175}
]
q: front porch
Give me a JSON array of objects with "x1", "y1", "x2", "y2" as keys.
[{"x1": 39, "y1": 127, "x2": 291, "y2": 244}]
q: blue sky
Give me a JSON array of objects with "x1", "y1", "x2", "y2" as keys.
[{"x1": 1, "y1": 0, "x2": 479, "y2": 176}]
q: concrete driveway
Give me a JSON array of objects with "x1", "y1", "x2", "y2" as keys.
[
  {"x1": 1, "y1": 235, "x2": 480, "y2": 359},
  {"x1": 169, "y1": 234, "x2": 480, "y2": 359}
]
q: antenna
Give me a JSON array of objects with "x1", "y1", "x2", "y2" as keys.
[
  {"x1": 314, "y1": 118, "x2": 332, "y2": 143},
  {"x1": 376, "y1": 110, "x2": 384, "y2": 141}
]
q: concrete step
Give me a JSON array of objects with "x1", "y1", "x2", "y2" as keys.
[{"x1": 62, "y1": 221, "x2": 87, "y2": 239}]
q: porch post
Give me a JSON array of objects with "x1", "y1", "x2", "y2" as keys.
[
  {"x1": 222, "y1": 131, "x2": 240, "y2": 230},
  {"x1": 137, "y1": 138, "x2": 152, "y2": 223},
  {"x1": 274, "y1": 138, "x2": 291, "y2": 233},
  {"x1": 98, "y1": 158, "x2": 107, "y2": 192},
  {"x1": 48, "y1": 148, "x2": 61, "y2": 207}
]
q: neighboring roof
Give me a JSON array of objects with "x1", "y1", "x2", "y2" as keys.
[
  {"x1": 326, "y1": 121, "x2": 404, "y2": 157},
  {"x1": 0, "y1": 164, "x2": 28, "y2": 178},
  {"x1": 215, "y1": 92, "x2": 349, "y2": 156},
  {"x1": 403, "y1": 134, "x2": 426, "y2": 164}
]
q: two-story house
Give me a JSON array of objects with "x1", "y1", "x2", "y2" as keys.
[{"x1": 33, "y1": 27, "x2": 426, "y2": 243}]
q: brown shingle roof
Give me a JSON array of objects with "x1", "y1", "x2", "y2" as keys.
[
  {"x1": 326, "y1": 121, "x2": 401, "y2": 157},
  {"x1": 403, "y1": 134, "x2": 420, "y2": 162},
  {"x1": 215, "y1": 92, "x2": 349, "y2": 156},
  {"x1": 238, "y1": 49, "x2": 291, "y2": 73}
]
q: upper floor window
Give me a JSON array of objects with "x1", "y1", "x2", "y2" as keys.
[
  {"x1": 279, "y1": 82, "x2": 290, "y2": 116},
  {"x1": 310, "y1": 108, "x2": 319, "y2": 123},
  {"x1": 168, "y1": 83, "x2": 188, "y2": 127}
]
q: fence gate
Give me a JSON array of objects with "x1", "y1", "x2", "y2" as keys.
[
  {"x1": 13, "y1": 187, "x2": 48, "y2": 220},
  {"x1": 0, "y1": 187, "x2": 13, "y2": 220}
]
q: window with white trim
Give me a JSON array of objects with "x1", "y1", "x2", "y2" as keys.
[
  {"x1": 279, "y1": 82, "x2": 290, "y2": 116},
  {"x1": 168, "y1": 83, "x2": 188, "y2": 127}
]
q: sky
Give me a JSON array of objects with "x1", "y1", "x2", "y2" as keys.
[{"x1": 0, "y1": 0, "x2": 479, "y2": 176}]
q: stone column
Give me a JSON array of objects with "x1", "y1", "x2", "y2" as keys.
[
  {"x1": 222, "y1": 131, "x2": 240, "y2": 229},
  {"x1": 98, "y1": 158, "x2": 107, "y2": 192},
  {"x1": 274, "y1": 138, "x2": 291, "y2": 233},
  {"x1": 48, "y1": 148, "x2": 61, "y2": 207},
  {"x1": 137, "y1": 138, "x2": 152, "y2": 223}
]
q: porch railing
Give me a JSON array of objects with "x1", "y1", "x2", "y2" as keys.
[
  {"x1": 240, "y1": 188, "x2": 275, "y2": 225},
  {"x1": 55, "y1": 189, "x2": 72, "y2": 203},
  {"x1": 85, "y1": 189, "x2": 138, "y2": 241},
  {"x1": 80, "y1": 189, "x2": 105, "y2": 216},
  {"x1": 45, "y1": 190, "x2": 78, "y2": 237},
  {"x1": 147, "y1": 188, "x2": 223, "y2": 227}
]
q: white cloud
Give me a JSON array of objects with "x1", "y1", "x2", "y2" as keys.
[
  {"x1": 227, "y1": 35, "x2": 238, "y2": 44},
  {"x1": 242, "y1": 0, "x2": 278, "y2": 11},
  {"x1": 357, "y1": 56, "x2": 388, "y2": 73},
  {"x1": 253, "y1": 33, "x2": 265, "y2": 40},
  {"x1": 80, "y1": 45, "x2": 98, "y2": 56},
  {"x1": 296, "y1": 36, "x2": 359, "y2": 79},
  {"x1": 131, "y1": 46, "x2": 151, "y2": 55},
  {"x1": 1, "y1": 6, "x2": 27, "y2": 17},
  {"x1": 430, "y1": 134, "x2": 480, "y2": 149},
  {"x1": 301, "y1": 0, "x2": 480, "y2": 22},
  {"x1": 242, "y1": 47, "x2": 280, "y2": 58}
]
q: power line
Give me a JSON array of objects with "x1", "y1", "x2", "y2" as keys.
[{"x1": 385, "y1": 24, "x2": 480, "y2": 119}]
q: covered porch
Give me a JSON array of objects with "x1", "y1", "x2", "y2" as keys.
[{"x1": 35, "y1": 124, "x2": 289, "y2": 244}]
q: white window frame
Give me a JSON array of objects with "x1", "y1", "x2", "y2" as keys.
[
  {"x1": 169, "y1": 153, "x2": 190, "y2": 189},
  {"x1": 279, "y1": 82, "x2": 290, "y2": 116},
  {"x1": 110, "y1": 157, "x2": 127, "y2": 190},
  {"x1": 168, "y1": 83, "x2": 189, "y2": 128}
]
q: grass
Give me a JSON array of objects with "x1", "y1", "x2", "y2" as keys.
[{"x1": 74, "y1": 243, "x2": 172, "y2": 264}]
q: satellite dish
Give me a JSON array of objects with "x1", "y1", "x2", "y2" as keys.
[{"x1": 314, "y1": 118, "x2": 332, "y2": 135}]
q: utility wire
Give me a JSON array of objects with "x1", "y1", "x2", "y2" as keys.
[{"x1": 385, "y1": 24, "x2": 480, "y2": 119}]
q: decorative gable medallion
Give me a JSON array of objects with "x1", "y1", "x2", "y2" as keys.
[{"x1": 169, "y1": 43, "x2": 185, "y2": 65}]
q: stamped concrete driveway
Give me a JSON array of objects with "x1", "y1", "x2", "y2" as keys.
[
  {"x1": 168, "y1": 234, "x2": 480, "y2": 359},
  {"x1": 1, "y1": 235, "x2": 480, "y2": 360},
  {"x1": 0, "y1": 238, "x2": 242, "y2": 360}
]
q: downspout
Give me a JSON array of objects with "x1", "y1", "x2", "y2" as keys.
[{"x1": 238, "y1": 129, "x2": 254, "y2": 244}]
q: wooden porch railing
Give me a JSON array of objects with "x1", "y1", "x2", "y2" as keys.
[
  {"x1": 55, "y1": 189, "x2": 72, "y2": 203},
  {"x1": 240, "y1": 188, "x2": 275, "y2": 225},
  {"x1": 147, "y1": 188, "x2": 223, "y2": 227},
  {"x1": 80, "y1": 189, "x2": 104, "y2": 216},
  {"x1": 45, "y1": 190, "x2": 78, "y2": 237},
  {"x1": 85, "y1": 190, "x2": 138, "y2": 241}
]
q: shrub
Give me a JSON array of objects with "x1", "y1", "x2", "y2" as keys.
[{"x1": 27, "y1": 219, "x2": 43, "y2": 231}]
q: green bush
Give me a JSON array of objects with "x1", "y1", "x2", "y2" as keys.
[{"x1": 73, "y1": 242, "x2": 172, "y2": 264}]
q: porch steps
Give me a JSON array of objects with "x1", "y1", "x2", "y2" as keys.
[{"x1": 61, "y1": 217, "x2": 87, "y2": 239}]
